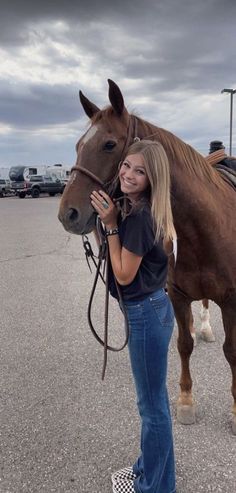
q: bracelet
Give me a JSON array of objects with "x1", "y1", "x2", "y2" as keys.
[{"x1": 105, "y1": 228, "x2": 119, "y2": 237}]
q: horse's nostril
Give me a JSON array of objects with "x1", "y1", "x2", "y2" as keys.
[{"x1": 67, "y1": 208, "x2": 79, "y2": 222}]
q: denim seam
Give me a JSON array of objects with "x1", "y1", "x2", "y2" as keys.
[{"x1": 143, "y1": 303, "x2": 162, "y2": 492}]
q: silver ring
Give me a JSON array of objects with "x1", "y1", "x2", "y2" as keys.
[{"x1": 102, "y1": 200, "x2": 109, "y2": 209}]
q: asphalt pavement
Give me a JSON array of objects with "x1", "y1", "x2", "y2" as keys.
[{"x1": 0, "y1": 196, "x2": 235, "y2": 493}]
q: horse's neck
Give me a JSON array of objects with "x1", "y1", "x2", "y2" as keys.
[
  {"x1": 135, "y1": 117, "x2": 227, "y2": 235},
  {"x1": 136, "y1": 117, "x2": 184, "y2": 161},
  {"x1": 136, "y1": 117, "x2": 162, "y2": 142}
]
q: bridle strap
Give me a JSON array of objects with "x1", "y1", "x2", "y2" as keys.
[
  {"x1": 71, "y1": 167, "x2": 104, "y2": 188},
  {"x1": 71, "y1": 115, "x2": 139, "y2": 192},
  {"x1": 119, "y1": 114, "x2": 139, "y2": 164}
]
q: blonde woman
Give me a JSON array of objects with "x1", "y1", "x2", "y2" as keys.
[{"x1": 91, "y1": 140, "x2": 176, "y2": 493}]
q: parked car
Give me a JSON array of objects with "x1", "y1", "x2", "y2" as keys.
[
  {"x1": 12, "y1": 175, "x2": 65, "y2": 198},
  {"x1": 0, "y1": 179, "x2": 11, "y2": 197}
]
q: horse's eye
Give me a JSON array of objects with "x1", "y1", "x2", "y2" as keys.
[{"x1": 103, "y1": 141, "x2": 117, "y2": 151}]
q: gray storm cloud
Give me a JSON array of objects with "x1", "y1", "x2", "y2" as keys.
[{"x1": 0, "y1": 0, "x2": 235, "y2": 165}]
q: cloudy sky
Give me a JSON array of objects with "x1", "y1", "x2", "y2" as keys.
[{"x1": 1, "y1": 0, "x2": 236, "y2": 169}]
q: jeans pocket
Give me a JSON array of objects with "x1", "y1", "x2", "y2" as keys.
[
  {"x1": 124, "y1": 303, "x2": 143, "y2": 327},
  {"x1": 150, "y1": 293, "x2": 174, "y2": 327}
]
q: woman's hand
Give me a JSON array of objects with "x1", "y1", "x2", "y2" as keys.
[{"x1": 90, "y1": 190, "x2": 119, "y2": 229}]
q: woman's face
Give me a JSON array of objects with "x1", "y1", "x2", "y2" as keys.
[{"x1": 119, "y1": 153, "x2": 149, "y2": 201}]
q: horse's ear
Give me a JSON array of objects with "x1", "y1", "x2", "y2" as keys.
[
  {"x1": 79, "y1": 90, "x2": 100, "y2": 119},
  {"x1": 108, "y1": 79, "x2": 125, "y2": 116}
]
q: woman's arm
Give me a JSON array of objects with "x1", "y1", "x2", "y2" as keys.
[
  {"x1": 90, "y1": 190, "x2": 143, "y2": 285},
  {"x1": 106, "y1": 235, "x2": 142, "y2": 285}
]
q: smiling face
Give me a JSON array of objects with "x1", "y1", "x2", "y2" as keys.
[{"x1": 119, "y1": 153, "x2": 150, "y2": 201}]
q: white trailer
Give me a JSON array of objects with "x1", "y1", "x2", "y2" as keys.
[
  {"x1": 9, "y1": 164, "x2": 71, "y2": 183},
  {"x1": 0, "y1": 167, "x2": 11, "y2": 180},
  {"x1": 45, "y1": 164, "x2": 71, "y2": 182}
]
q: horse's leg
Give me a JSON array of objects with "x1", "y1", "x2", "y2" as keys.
[
  {"x1": 170, "y1": 291, "x2": 196, "y2": 424},
  {"x1": 189, "y1": 304, "x2": 197, "y2": 346},
  {"x1": 221, "y1": 298, "x2": 236, "y2": 434},
  {"x1": 200, "y1": 298, "x2": 215, "y2": 342}
]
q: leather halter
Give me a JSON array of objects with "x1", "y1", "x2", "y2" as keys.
[
  {"x1": 73, "y1": 115, "x2": 139, "y2": 379},
  {"x1": 71, "y1": 115, "x2": 139, "y2": 192}
]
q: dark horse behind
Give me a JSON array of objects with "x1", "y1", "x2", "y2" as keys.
[{"x1": 58, "y1": 80, "x2": 236, "y2": 434}]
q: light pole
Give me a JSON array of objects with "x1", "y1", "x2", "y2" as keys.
[{"x1": 221, "y1": 88, "x2": 236, "y2": 156}]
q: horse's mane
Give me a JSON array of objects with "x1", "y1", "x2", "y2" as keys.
[
  {"x1": 92, "y1": 108, "x2": 227, "y2": 191},
  {"x1": 134, "y1": 116, "x2": 227, "y2": 190}
]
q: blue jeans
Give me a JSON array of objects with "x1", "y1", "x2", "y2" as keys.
[{"x1": 123, "y1": 288, "x2": 176, "y2": 493}]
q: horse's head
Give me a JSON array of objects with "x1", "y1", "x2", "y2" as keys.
[{"x1": 58, "y1": 79, "x2": 132, "y2": 235}]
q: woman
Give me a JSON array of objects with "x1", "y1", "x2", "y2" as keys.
[{"x1": 90, "y1": 140, "x2": 176, "y2": 493}]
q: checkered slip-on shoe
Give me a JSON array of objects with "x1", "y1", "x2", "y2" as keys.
[
  {"x1": 111, "y1": 467, "x2": 136, "y2": 485},
  {"x1": 112, "y1": 477, "x2": 135, "y2": 493}
]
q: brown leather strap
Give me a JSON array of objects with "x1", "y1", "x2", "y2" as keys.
[
  {"x1": 70, "y1": 115, "x2": 139, "y2": 192},
  {"x1": 85, "y1": 224, "x2": 129, "y2": 380},
  {"x1": 205, "y1": 149, "x2": 227, "y2": 166},
  {"x1": 71, "y1": 167, "x2": 104, "y2": 187}
]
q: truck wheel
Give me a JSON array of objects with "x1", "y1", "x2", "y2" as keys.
[
  {"x1": 31, "y1": 188, "x2": 40, "y2": 198},
  {"x1": 19, "y1": 192, "x2": 26, "y2": 198}
]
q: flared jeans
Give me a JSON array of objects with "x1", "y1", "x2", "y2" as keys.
[{"x1": 124, "y1": 288, "x2": 176, "y2": 493}]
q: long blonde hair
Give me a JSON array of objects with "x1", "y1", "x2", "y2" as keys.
[{"x1": 125, "y1": 140, "x2": 176, "y2": 242}]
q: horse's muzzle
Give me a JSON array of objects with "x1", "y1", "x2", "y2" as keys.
[
  {"x1": 58, "y1": 206, "x2": 81, "y2": 233},
  {"x1": 66, "y1": 207, "x2": 79, "y2": 223},
  {"x1": 58, "y1": 207, "x2": 96, "y2": 235}
]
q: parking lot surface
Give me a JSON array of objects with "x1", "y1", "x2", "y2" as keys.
[{"x1": 0, "y1": 196, "x2": 235, "y2": 493}]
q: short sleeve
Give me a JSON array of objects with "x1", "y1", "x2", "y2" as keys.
[{"x1": 122, "y1": 208, "x2": 155, "y2": 256}]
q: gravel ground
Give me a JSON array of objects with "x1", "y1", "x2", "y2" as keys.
[{"x1": 0, "y1": 196, "x2": 235, "y2": 493}]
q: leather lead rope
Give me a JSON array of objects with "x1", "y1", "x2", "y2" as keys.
[{"x1": 83, "y1": 217, "x2": 129, "y2": 380}]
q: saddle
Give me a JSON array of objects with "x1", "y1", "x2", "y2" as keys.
[{"x1": 205, "y1": 150, "x2": 236, "y2": 190}]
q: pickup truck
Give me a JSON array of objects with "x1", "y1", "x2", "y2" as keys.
[
  {"x1": 0, "y1": 179, "x2": 11, "y2": 197},
  {"x1": 12, "y1": 175, "x2": 65, "y2": 198}
]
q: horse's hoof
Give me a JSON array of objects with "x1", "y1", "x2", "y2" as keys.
[
  {"x1": 200, "y1": 327, "x2": 215, "y2": 342},
  {"x1": 177, "y1": 404, "x2": 196, "y2": 425},
  {"x1": 231, "y1": 415, "x2": 236, "y2": 435}
]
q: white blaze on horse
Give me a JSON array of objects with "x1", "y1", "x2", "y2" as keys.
[{"x1": 59, "y1": 80, "x2": 236, "y2": 434}]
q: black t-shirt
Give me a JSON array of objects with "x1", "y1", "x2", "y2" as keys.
[{"x1": 108, "y1": 205, "x2": 168, "y2": 301}]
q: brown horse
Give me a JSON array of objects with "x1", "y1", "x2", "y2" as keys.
[{"x1": 58, "y1": 79, "x2": 236, "y2": 433}]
